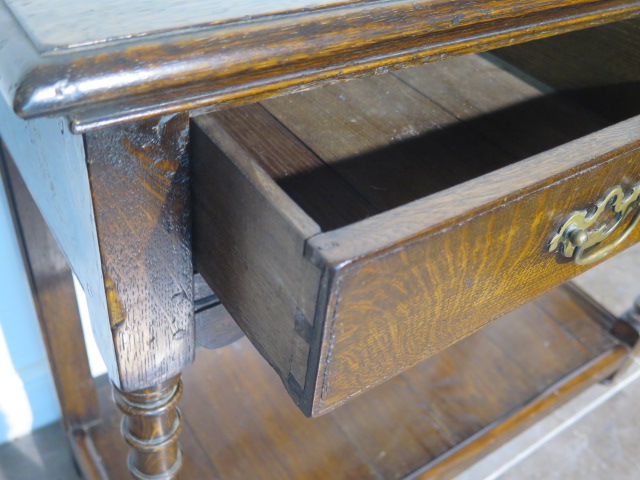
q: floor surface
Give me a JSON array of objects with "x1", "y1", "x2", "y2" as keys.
[
  {"x1": 1, "y1": 244, "x2": 639, "y2": 480},
  {"x1": 454, "y1": 243, "x2": 640, "y2": 480},
  {"x1": 0, "y1": 422, "x2": 79, "y2": 480}
]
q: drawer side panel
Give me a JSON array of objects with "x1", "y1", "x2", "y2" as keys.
[{"x1": 191, "y1": 116, "x2": 322, "y2": 401}]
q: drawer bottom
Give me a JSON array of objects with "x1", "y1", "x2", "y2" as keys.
[{"x1": 74, "y1": 285, "x2": 629, "y2": 480}]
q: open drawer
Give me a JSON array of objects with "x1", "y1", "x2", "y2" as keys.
[{"x1": 191, "y1": 51, "x2": 640, "y2": 416}]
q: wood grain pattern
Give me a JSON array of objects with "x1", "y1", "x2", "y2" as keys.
[
  {"x1": 196, "y1": 103, "x2": 377, "y2": 231},
  {"x1": 310, "y1": 126, "x2": 640, "y2": 413},
  {"x1": 83, "y1": 114, "x2": 194, "y2": 391},
  {"x1": 1, "y1": 0, "x2": 638, "y2": 130},
  {"x1": 263, "y1": 72, "x2": 514, "y2": 213},
  {"x1": 393, "y1": 55, "x2": 610, "y2": 158},
  {"x1": 0, "y1": 142, "x2": 99, "y2": 431},
  {"x1": 410, "y1": 346, "x2": 628, "y2": 479},
  {"x1": 74, "y1": 286, "x2": 630, "y2": 480},
  {"x1": 262, "y1": 56, "x2": 608, "y2": 213},
  {"x1": 193, "y1": 56, "x2": 640, "y2": 414}
]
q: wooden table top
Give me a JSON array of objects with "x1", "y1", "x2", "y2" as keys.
[
  {"x1": 1, "y1": 0, "x2": 639, "y2": 132},
  {"x1": 5, "y1": 0, "x2": 351, "y2": 49}
]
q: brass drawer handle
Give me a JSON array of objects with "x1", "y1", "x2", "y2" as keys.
[{"x1": 549, "y1": 184, "x2": 640, "y2": 265}]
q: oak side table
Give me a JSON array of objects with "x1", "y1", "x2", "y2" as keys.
[{"x1": 2, "y1": 1, "x2": 640, "y2": 479}]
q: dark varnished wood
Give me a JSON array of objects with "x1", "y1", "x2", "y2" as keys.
[
  {"x1": 2, "y1": 7, "x2": 639, "y2": 480},
  {"x1": 0, "y1": 143, "x2": 100, "y2": 431},
  {"x1": 192, "y1": 54, "x2": 640, "y2": 415},
  {"x1": 195, "y1": 303, "x2": 244, "y2": 350},
  {"x1": 82, "y1": 115, "x2": 195, "y2": 478},
  {"x1": 113, "y1": 377, "x2": 184, "y2": 480},
  {"x1": 191, "y1": 112, "x2": 324, "y2": 401},
  {"x1": 83, "y1": 114, "x2": 194, "y2": 392},
  {"x1": 193, "y1": 103, "x2": 377, "y2": 230},
  {"x1": 71, "y1": 285, "x2": 630, "y2": 480},
  {"x1": 2, "y1": 121, "x2": 197, "y2": 478},
  {"x1": 1, "y1": 0, "x2": 639, "y2": 131},
  {"x1": 70, "y1": 430, "x2": 111, "y2": 480},
  {"x1": 306, "y1": 122, "x2": 640, "y2": 414}
]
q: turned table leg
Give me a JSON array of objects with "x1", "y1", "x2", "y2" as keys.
[
  {"x1": 83, "y1": 114, "x2": 193, "y2": 479},
  {"x1": 114, "y1": 377, "x2": 184, "y2": 480},
  {"x1": 1, "y1": 101, "x2": 194, "y2": 478}
]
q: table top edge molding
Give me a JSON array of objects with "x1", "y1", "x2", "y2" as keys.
[{"x1": 1, "y1": 0, "x2": 639, "y2": 131}]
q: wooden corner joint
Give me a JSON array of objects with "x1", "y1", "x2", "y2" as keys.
[{"x1": 113, "y1": 376, "x2": 184, "y2": 480}]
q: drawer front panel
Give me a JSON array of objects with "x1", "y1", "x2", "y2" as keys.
[
  {"x1": 309, "y1": 141, "x2": 640, "y2": 413},
  {"x1": 194, "y1": 89, "x2": 640, "y2": 416}
]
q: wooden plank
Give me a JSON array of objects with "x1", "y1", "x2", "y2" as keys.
[
  {"x1": 77, "y1": 285, "x2": 628, "y2": 480},
  {"x1": 263, "y1": 57, "x2": 608, "y2": 214},
  {"x1": 309, "y1": 116, "x2": 640, "y2": 266},
  {"x1": 0, "y1": 144, "x2": 99, "y2": 431},
  {"x1": 393, "y1": 54, "x2": 609, "y2": 159},
  {"x1": 70, "y1": 430, "x2": 111, "y2": 480},
  {"x1": 410, "y1": 345, "x2": 628, "y2": 479},
  {"x1": 2, "y1": 0, "x2": 638, "y2": 130},
  {"x1": 195, "y1": 303, "x2": 244, "y2": 350},
  {"x1": 196, "y1": 66, "x2": 640, "y2": 414},
  {"x1": 191, "y1": 114, "x2": 324, "y2": 401},
  {"x1": 263, "y1": 72, "x2": 515, "y2": 212},
  {"x1": 490, "y1": 17, "x2": 640, "y2": 123},
  {"x1": 183, "y1": 345, "x2": 378, "y2": 480},
  {"x1": 335, "y1": 294, "x2": 625, "y2": 480},
  {"x1": 534, "y1": 284, "x2": 620, "y2": 355},
  {"x1": 83, "y1": 114, "x2": 194, "y2": 391}
]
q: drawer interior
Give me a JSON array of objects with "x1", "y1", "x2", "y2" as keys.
[
  {"x1": 191, "y1": 19, "x2": 640, "y2": 416},
  {"x1": 205, "y1": 21, "x2": 640, "y2": 232}
]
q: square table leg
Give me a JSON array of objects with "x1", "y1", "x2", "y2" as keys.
[{"x1": 1, "y1": 112, "x2": 195, "y2": 479}]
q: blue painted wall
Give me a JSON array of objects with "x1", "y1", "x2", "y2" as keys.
[{"x1": 0, "y1": 176, "x2": 60, "y2": 444}]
